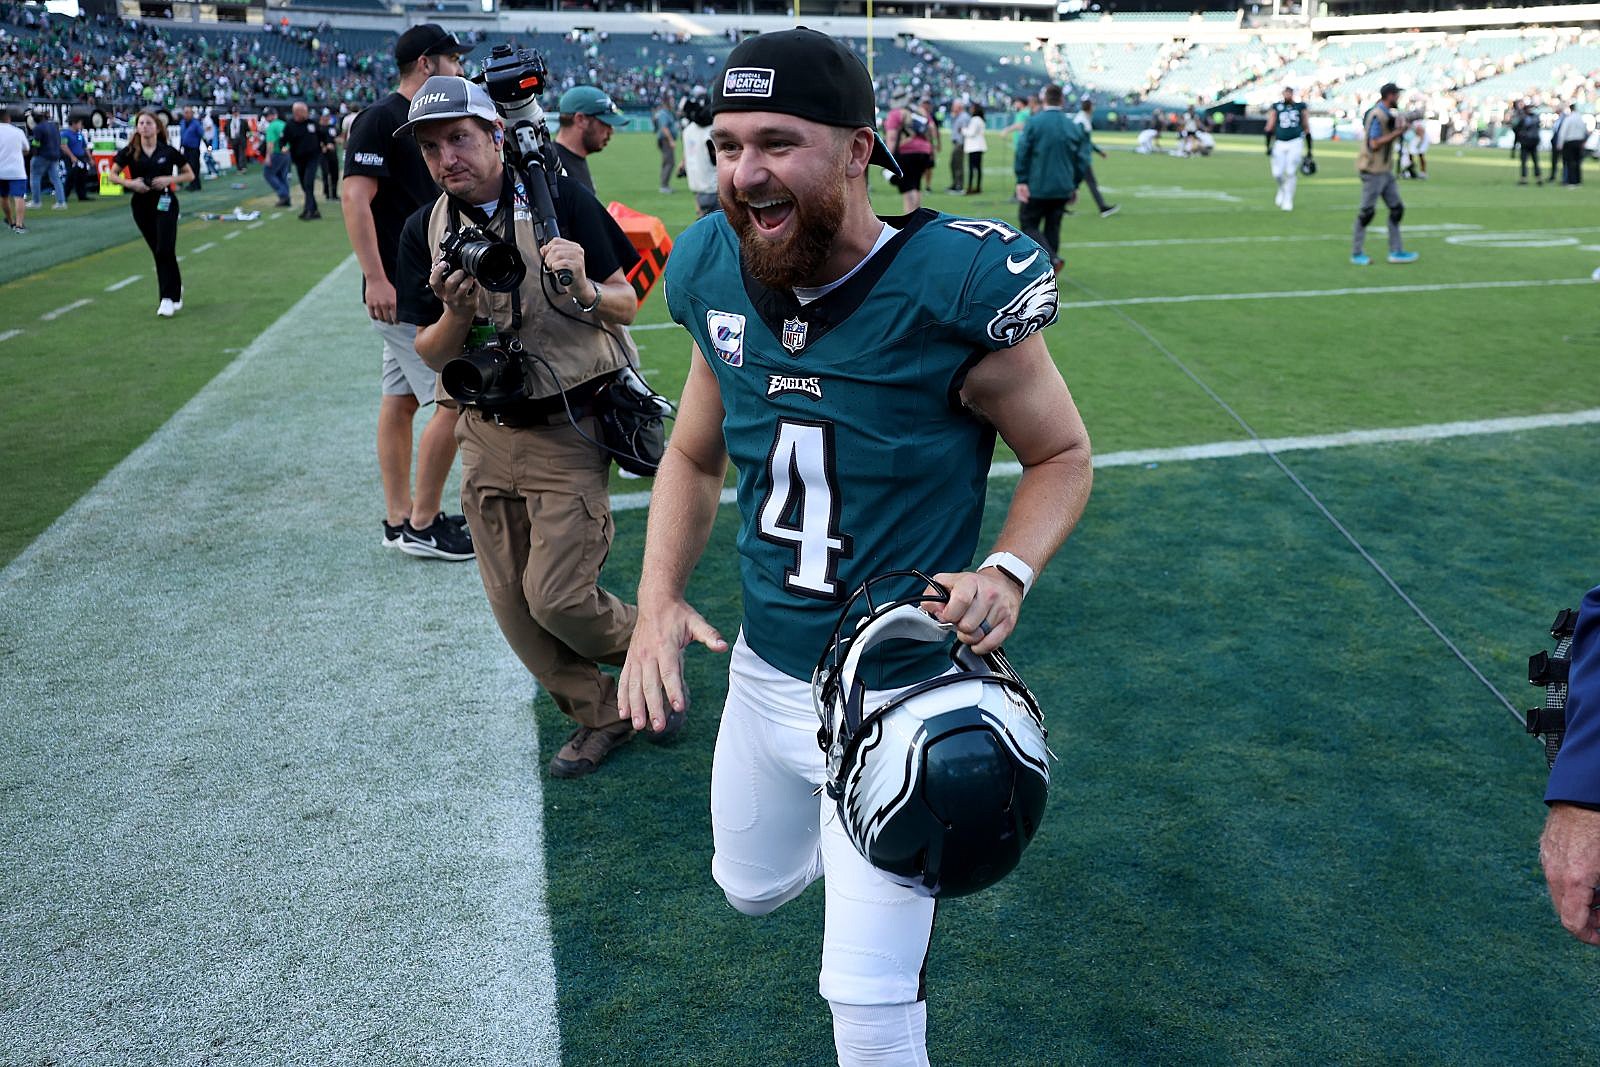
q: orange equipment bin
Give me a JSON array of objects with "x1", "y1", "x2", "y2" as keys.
[{"x1": 606, "y1": 202, "x2": 672, "y2": 304}]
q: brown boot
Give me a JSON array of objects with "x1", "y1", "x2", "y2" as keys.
[{"x1": 549, "y1": 720, "x2": 635, "y2": 779}]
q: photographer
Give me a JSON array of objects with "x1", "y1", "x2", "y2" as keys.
[
  {"x1": 678, "y1": 86, "x2": 716, "y2": 218},
  {"x1": 1350, "y1": 83, "x2": 1416, "y2": 266},
  {"x1": 394, "y1": 75, "x2": 657, "y2": 779}
]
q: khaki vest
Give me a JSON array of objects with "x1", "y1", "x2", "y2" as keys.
[
  {"x1": 1356, "y1": 104, "x2": 1396, "y2": 175},
  {"x1": 424, "y1": 181, "x2": 628, "y2": 402}
]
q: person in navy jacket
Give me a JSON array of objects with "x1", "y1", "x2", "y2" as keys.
[{"x1": 1541, "y1": 584, "x2": 1600, "y2": 944}]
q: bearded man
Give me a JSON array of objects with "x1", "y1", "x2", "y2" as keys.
[{"x1": 617, "y1": 26, "x2": 1093, "y2": 1067}]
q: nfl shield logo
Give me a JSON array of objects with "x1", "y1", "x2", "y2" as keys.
[{"x1": 781, "y1": 317, "x2": 808, "y2": 354}]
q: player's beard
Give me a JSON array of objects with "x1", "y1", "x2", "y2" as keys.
[{"x1": 724, "y1": 167, "x2": 848, "y2": 290}]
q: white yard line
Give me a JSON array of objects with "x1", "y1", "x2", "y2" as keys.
[
  {"x1": 610, "y1": 408, "x2": 1600, "y2": 513},
  {"x1": 1060, "y1": 276, "x2": 1595, "y2": 310},
  {"x1": 247, "y1": 220, "x2": 264, "y2": 230},
  {"x1": 191, "y1": 241, "x2": 217, "y2": 254},
  {"x1": 104, "y1": 275, "x2": 143, "y2": 292},
  {"x1": 223, "y1": 229, "x2": 242, "y2": 240},
  {"x1": 0, "y1": 328, "x2": 22, "y2": 343},
  {"x1": 39, "y1": 298, "x2": 92, "y2": 321}
]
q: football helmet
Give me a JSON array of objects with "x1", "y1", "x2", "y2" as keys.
[
  {"x1": 1300, "y1": 155, "x2": 1317, "y2": 176},
  {"x1": 812, "y1": 570, "x2": 1052, "y2": 899}
]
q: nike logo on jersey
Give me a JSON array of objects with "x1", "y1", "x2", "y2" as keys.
[{"x1": 1005, "y1": 250, "x2": 1041, "y2": 274}]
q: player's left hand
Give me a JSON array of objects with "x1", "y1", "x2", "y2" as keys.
[
  {"x1": 540, "y1": 236, "x2": 587, "y2": 293},
  {"x1": 922, "y1": 570, "x2": 1022, "y2": 656},
  {"x1": 1540, "y1": 802, "x2": 1600, "y2": 945}
]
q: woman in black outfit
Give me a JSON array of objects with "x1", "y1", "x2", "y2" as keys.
[{"x1": 110, "y1": 110, "x2": 194, "y2": 317}]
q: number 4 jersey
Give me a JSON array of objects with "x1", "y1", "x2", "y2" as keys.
[{"x1": 664, "y1": 208, "x2": 1059, "y2": 682}]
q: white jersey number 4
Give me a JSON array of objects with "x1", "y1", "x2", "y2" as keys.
[{"x1": 757, "y1": 419, "x2": 853, "y2": 599}]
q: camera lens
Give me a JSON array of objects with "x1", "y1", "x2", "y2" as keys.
[
  {"x1": 442, "y1": 345, "x2": 511, "y2": 403},
  {"x1": 461, "y1": 240, "x2": 527, "y2": 293}
]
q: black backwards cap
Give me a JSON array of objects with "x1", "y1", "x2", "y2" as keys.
[
  {"x1": 711, "y1": 27, "x2": 901, "y2": 176},
  {"x1": 396, "y1": 23, "x2": 473, "y2": 66}
]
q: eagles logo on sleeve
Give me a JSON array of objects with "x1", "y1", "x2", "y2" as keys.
[{"x1": 985, "y1": 271, "x2": 1060, "y2": 348}]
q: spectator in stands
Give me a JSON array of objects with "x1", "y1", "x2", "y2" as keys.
[
  {"x1": 179, "y1": 105, "x2": 203, "y2": 191},
  {"x1": 944, "y1": 98, "x2": 969, "y2": 195},
  {"x1": 225, "y1": 106, "x2": 249, "y2": 174},
  {"x1": 554, "y1": 85, "x2": 628, "y2": 197},
  {"x1": 283, "y1": 100, "x2": 322, "y2": 220},
  {"x1": 1014, "y1": 83, "x2": 1086, "y2": 276},
  {"x1": 1351, "y1": 83, "x2": 1416, "y2": 267},
  {"x1": 27, "y1": 108, "x2": 65, "y2": 210},
  {"x1": 653, "y1": 93, "x2": 677, "y2": 195},
  {"x1": 341, "y1": 22, "x2": 473, "y2": 562},
  {"x1": 884, "y1": 88, "x2": 933, "y2": 213},
  {"x1": 62, "y1": 115, "x2": 92, "y2": 202},
  {"x1": 0, "y1": 108, "x2": 29, "y2": 234},
  {"x1": 261, "y1": 106, "x2": 291, "y2": 208},
  {"x1": 109, "y1": 109, "x2": 193, "y2": 318},
  {"x1": 1554, "y1": 103, "x2": 1587, "y2": 187},
  {"x1": 1073, "y1": 98, "x2": 1117, "y2": 217}
]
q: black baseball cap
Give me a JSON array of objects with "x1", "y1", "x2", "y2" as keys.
[
  {"x1": 396, "y1": 24, "x2": 474, "y2": 66},
  {"x1": 711, "y1": 27, "x2": 900, "y2": 176},
  {"x1": 1379, "y1": 82, "x2": 1401, "y2": 97}
]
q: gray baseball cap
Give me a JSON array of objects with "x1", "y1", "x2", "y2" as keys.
[{"x1": 394, "y1": 75, "x2": 499, "y2": 137}]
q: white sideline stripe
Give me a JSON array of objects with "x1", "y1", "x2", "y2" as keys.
[
  {"x1": 270, "y1": 211, "x2": 283, "y2": 219},
  {"x1": 40, "y1": 298, "x2": 92, "y2": 321},
  {"x1": 105, "y1": 274, "x2": 142, "y2": 292},
  {"x1": 608, "y1": 408, "x2": 1600, "y2": 513},
  {"x1": 1061, "y1": 276, "x2": 1595, "y2": 310},
  {"x1": 223, "y1": 229, "x2": 242, "y2": 240},
  {"x1": 1064, "y1": 224, "x2": 1600, "y2": 251},
  {"x1": 247, "y1": 220, "x2": 264, "y2": 230},
  {"x1": 192, "y1": 241, "x2": 217, "y2": 254},
  {"x1": 0, "y1": 328, "x2": 22, "y2": 343},
  {"x1": 1, "y1": 255, "x2": 560, "y2": 1064}
]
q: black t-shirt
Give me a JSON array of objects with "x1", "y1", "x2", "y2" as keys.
[
  {"x1": 343, "y1": 92, "x2": 440, "y2": 287},
  {"x1": 111, "y1": 141, "x2": 187, "y2": 203},
  {"x1": 282, "y1": 117, "x2": 321, "y2": 162},
  {"x1": 554, "y1": 141, "x2": 594, "y2": 196},
  {"x1": 395, "y1": 170, "x2": 640, "y2": 329}
]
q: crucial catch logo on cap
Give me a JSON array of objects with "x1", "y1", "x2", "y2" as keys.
[{"x1": 723, "y1": 67, "x2": 775, "y2": 98}]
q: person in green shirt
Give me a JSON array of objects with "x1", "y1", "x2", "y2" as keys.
[{"x1": 261, "y1": 106, "x2": 291, "y2": 207}]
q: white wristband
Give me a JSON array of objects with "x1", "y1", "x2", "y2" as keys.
[{"x1": 979, "y1": 552, "x2": 1034, "y2": 599}]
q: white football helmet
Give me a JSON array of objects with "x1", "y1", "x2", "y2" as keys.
[{"x1": 812, "y1": 571, "x2": 1052, "y2": 898}]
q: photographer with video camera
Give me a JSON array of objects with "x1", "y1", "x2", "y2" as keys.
[{"x1": 394, "y1": 64, "x2": 668, "y2": 779}]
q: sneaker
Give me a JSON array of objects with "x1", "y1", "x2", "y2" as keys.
[
  {"x1": 1100, "y1": 204, "x2": 1120, "y2": 217},
  {"x1": 51, "y1": 202, "x2": 68, "y2": 210},
  {"x1": 1519, "y1": 178, "x2": 1528, "y2": 185},
  {"x1": 11, "y1": 224, "x2": 25, "y2": 234},
  {"x1": 1280, "y1": 202, "x2": 1293, "y2": 212},
  {"x1": 444, "y1": 512, "x2": 469, "y2": 529},
  {"x1": 157, "y1": 298, "x2": 175, "y2": 317},
  {"x1": 382, "y1": 519, "x2": 405, "y2": 549},
  {"x1": 1350, "y1": 253, "x2": 1372, "y2": 266},
  {"x1": 1387, "y1": 250, "x2": 1419, "y2": 264},
  {"x1": 549, "y1": 720, "x2": 635, "y2": 778},
  {"x1": 658, "y1": 186, "x2": 673, "y2": 194},
  {"x1": 399, "y1": 511, "x2": 475, "y2": 560}
]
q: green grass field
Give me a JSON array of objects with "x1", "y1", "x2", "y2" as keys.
[{"x1": 2, "y1": 130, "x2": 1598, "y2": 1065}]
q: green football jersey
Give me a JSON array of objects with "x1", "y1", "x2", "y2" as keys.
[
  {"x1": 664, "y1": 209, "x2": 1059, "y2": 682},
  {"x1": 1272, "y1": 100, "x2": 1307, "y2": 142}
]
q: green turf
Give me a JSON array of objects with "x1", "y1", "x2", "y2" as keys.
[{"x1": 4, "y1": 129, "x2": 1600, "y2": 1065}]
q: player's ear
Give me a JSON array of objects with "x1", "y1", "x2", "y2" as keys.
[{"x1": 844, "y1": 128, "x2": 872, "y2": 180}]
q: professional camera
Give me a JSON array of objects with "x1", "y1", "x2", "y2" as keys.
[
  {"x1": 441, "y1": 329, "x2": 530, "y2": 409},
  {"x1": 477, "y1": 43, "x2": 549, "y2": 127},
  {"x1": 439, "y1": 225, "x2": 527, "y2": 293},
  {"x1": 680, "y1": 87, "x2": 711, "y2": 129}
]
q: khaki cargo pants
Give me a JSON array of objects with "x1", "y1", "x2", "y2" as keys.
[{"x1": 457, "y1": 410, "x2": 636, "y2": 728}]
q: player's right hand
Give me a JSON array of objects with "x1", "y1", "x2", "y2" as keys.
[
  {"x1": 619, "y1": 599, "x2": 728, "y2": 734},
  {"x1": 364, "y1": 276, "x2": 398, "y2": 324}
]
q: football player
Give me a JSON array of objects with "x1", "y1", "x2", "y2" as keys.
[
  {"x1": 1265, "y1": 83, "x2": 1312, "y2": 211},
  {"x1": 618, "y1": 26, "x2": 1093, "y2": 1067}
]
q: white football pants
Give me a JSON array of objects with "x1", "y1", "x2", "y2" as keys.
[
  {"x1": 711, "y1": 635, "x2": 936, "y2": 1063},
  {"x1": 1271, "y1": 140, "x2": 1305, "y2": 208}
]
